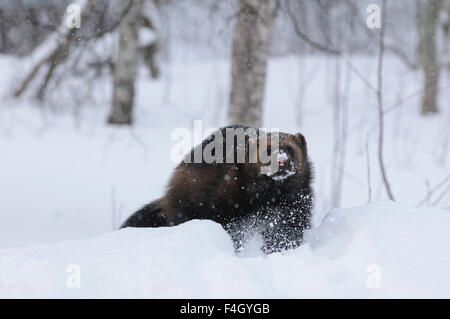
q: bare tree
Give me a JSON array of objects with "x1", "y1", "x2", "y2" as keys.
[
  {"x1": 13, "y1": 0, "x2": 135, "y2": 101},
  {"x1": 108, "y1": 0, "x2": 143, "y2": 125},
  {"x1": 228, "y1": 0, "x2": 277, "y2": 127},
  {"x1": 419, "y1": 0, "x2": 442, "y2": 114},
  {"x1": 14, "y1": 0, "x2": 97, "y2": 99}
]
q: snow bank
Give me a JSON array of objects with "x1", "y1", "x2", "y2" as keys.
[{"x1": 1, "y1": 202, "x2": 449, "y2": 298}]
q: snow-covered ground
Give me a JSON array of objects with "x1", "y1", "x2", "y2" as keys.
[
  {"x1": 1, "y1": 202, "x2": 449, "y2": 298},
  {"x1": 0, "y1": 55, "x2": 449, "y2": 298}
]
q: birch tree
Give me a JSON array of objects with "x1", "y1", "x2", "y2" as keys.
[
  {"x1": 419, "y1": 0, "x2": 442, "y2": 115},
  {"x1": 107, "y1": 0, "x2": 143, "y2": 125},
  {"x1": 228, "y1": 0, "x2": 277, "y2": 128}
]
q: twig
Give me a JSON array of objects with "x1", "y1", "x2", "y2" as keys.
[
  {"x1": 424, "y1": 179, "x2": 431, "y2": 206},
  {"x1": 343, "y1": 58, "x2": 378, "y2": 93},
  {"x1": 284, "y1": 0, "x2": 379, "y2": 94},
  {"x1": 284, "y1": 0, "x2": 340, "y2": 55},
  {"x1": 78, "y1": 0, "x2": 134, "y2": 41},
  {"x1": 383, "y1": 87, "x2": 427, "y2": 114},
  {"x1": 330, "y1": 58, "x2": 341, "y2": 207},
  {"x1": 384, "y1": 44, "x2": 419, "y2": 70},
  {"x1": 431, "y1": 183, "x2": 450, "y2": 207},
  {"x1": 342, "y1": 0, "x2": 419, "y2": 70},
  {"x1": 129, "y1": 129, "x2": 151, "y2": 161},
  {"x1": 383, "y1": 81, "x2": 447, "y2": 115},
  {"x1": 416, "y1": 175, "x2": 450, "y2": 206},
  {"x1": 365, "y1": 133, "x2": 372, "y2": 202},
  {"x1": 376, "y1": 0, "x2": 395, "y2": 201}
]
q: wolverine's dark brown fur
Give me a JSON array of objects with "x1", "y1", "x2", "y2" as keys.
[{"x1": 121, "y1": 125, "x2": 313, "y2": 253}]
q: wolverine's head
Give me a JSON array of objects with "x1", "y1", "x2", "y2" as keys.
[{"x1": 247, "y1": 131, "x2": 308, "y2": 181}]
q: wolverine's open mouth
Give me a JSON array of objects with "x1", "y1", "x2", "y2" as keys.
[
  {"x1": 277, "y1": 151, "x2": 289, "y2": 167},
  {"x1": 260, "y1": 149, "x2": 296, "y2": 180}
]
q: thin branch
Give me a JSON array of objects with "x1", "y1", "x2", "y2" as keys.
[
  {"x1": 384, "y1": 44, "x2": 419, "y2": 70},
  {"x1": 78, "y1": 0, "x2": 134, "y2": 41},
  {"x1": 424, "y1": 179, "x2": 431, "y2": 206},
  {"x1": 14, "y1": 0, "x2": 134, "y2": 99},
  {"x1": 129, "y1": 129, "x2": 151, "y2": 161},
  {"x1": 284, "y1": 0, "x2": 379, "y2": 93},
  {"x1": 365, "y1": 133, "x2": 372, "y2": 202},
  {"x1": 343, "y1": 58, "x2": 378, "y2": 93},
  {"x1": 377, "y1": 0, "x2": 395, "y2": 201},
  {"x1": 431, "y1": 183, "x2": 450, "y2": 207},
  {"x1": 284, "y1": 0, "x2": 340, "y2": 55},
  {"x1": 14, "y1": 0, "x2": 96, "y2": 97},
  {"x1": 383, "y1": 87, "x2": 426, "y2": 114},
  {"x1": 342, "y1": 0, "x2": 419, "y2": 70},
  {"x1": 416, "y1": 175, "x2": 450, "y2": 206}
]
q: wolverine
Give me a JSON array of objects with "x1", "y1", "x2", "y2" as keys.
[{"x1": 121, "y1": 125, "x2": 314, "y2": 253}]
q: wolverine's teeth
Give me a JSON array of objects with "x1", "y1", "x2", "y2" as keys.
[{"x1": 277, "y1": 152, "x2": 288, "y2": 161}]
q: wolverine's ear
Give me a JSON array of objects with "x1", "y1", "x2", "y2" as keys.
[{"x1": 294, "y1": 133, "x2": 307, "y2": 150}]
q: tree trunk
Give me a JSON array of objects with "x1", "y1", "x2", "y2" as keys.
[
  {"x1": 108, "y1": 0, "x2": 143, "y2": 125},
  {"x1": 419, "y1": 0, "x2": 442, "y2": 115},
  {"x1": 444, "y1": 0, "x2": 450, "y2": 71},
  {"x1": 228, "y1": 0, "x2": 277, "y2": 128},
  {"x1": 0, "y1": 9, "x2": 6, "y2": 52},
  {"x1": 140, "y1": 15, "x2": 160, "y2": 79}
]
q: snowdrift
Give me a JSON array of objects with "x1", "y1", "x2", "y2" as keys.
[{"x1": 1, "y1": 202, "x2": 449, "y2": 298}]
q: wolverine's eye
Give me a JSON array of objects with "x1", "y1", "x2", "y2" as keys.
[{"x1": 286, "y1": 146, "x2": 295, "y2": 158}]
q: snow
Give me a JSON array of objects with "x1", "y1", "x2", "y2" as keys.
[
  {"x1": 139, "y1": 28, "x2": 157, "y2": 47},
  {"x1": 1, "y1": 202, "x2": 449, "y2": 298}
]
